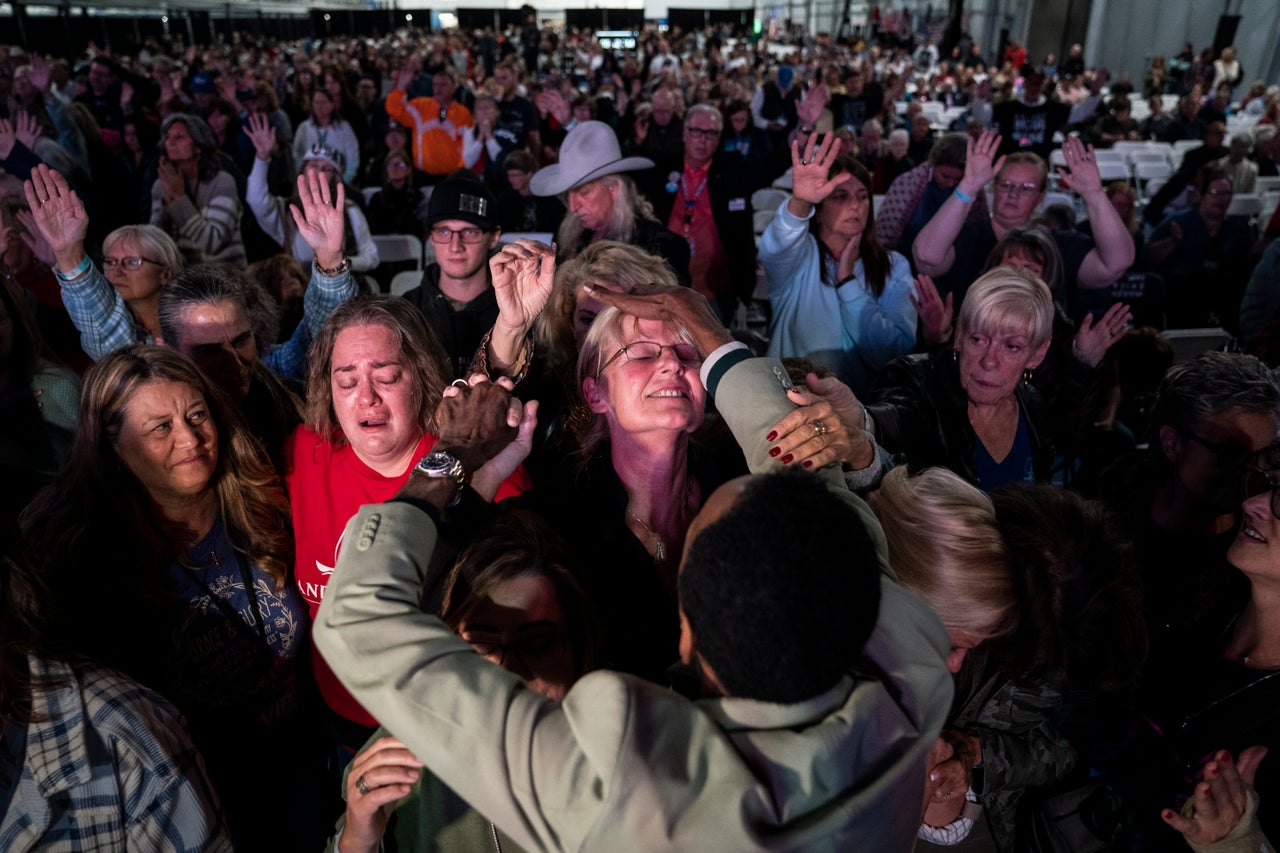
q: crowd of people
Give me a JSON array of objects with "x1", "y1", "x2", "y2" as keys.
[{"x1": 3, "y1": 13, "x2": 1280, "y2": 851}]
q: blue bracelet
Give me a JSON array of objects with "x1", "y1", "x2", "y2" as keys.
[
  {"x1": 953, "y1": 187, "x2": 975, "y2": 204},
  {"x1": 54, "y1": 255, "x2": 91, "y2": 282}
]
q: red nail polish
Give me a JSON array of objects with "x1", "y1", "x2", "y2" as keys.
[
  {"x1": 802, "y1": 460, "x2": 813, "y2": 469},
  {"x1": 769, "y1": 447, "x2": 781, "y2": 458},
  {"x1": 781, "y1": 454, "x2": 793, "y2": 464},
  {"x1": 766, "y1": 431, "x2": 777, "y2": 442}
]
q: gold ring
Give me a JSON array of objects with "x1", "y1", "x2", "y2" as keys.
[{"x1": 812, "y1": 419, "x2": 827, "y2": 437}]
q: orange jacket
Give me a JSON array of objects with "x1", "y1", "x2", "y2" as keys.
[{"x1": 385, "y1": 90, "x2": 473, "y2": 175}]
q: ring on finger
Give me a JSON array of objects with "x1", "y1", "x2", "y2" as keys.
[
  {"x1": 451, "y1": 378, "x2": 470, "y2": 389},
  {"x1": 356, "y1": 774, "x2": 373, "y2": 796},
  {"x1": 812, "y1": 419, "x2": 827, "y2": 437}
]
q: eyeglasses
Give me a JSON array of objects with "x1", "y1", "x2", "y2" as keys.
[
  {"x1": 466, "y1": 633, "x2": 569, "y2": 670},
  {"x1": 1182, "y1": 430, "x2": 1259, "y2": 471},
  {"x1": 994, "y1": 180, "x2": 1042, "y2": 198},
  {"x1": 102, "y1": 256, "x2": 164, "y2": 271},
  {"x1": 429, "y1": 225, "x2": 488, "y2": 244},
  {"x1": 1243, "y1": 467, "x2": 1280, "y2": 521},
  {"x1": 598, "y1": 340, "x2": 702, "y2": 376},
  {"x1": 685, "y1": 126, "x2": 720, "y2": 140}
]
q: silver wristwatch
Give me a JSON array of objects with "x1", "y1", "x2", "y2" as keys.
[{"x1": 414, "y1": 450, "x2": 467, "y2": 506}]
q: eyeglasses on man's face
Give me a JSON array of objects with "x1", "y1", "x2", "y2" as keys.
[
  {"x1": 430, "y1": 226, "x2": 488, "y2": 245},
  {"x1": 1182, "y1": 430, "x2": 1260, "y2": 472},
  {"x1": 685, "y1": 125, "x2": 721, "y2": 140}
]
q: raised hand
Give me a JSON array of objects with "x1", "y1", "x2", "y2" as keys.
[
  {"x1": 289, "y1": 167, "x2": 346, "y2": 269},
  {"x1": 1162, "y1": 747, "x2": 1267, "y2": 846},
  {"x1": 789, "y1": 130, "x2": 852, "y2": 207},
  {"x1": 1057, "y1": 135, "x2": 1103, "y2": 196},
  {"x1": 246, "y1": 112, "x2": 277, "y2": 161},
  {"x1": 393, "y1": 63, "x2": 416, "y2": 92},
  {"x1": 1071, "y1": 302, "x2": 1131, "y2": 368},
  {"x1": 909, "y1": 274, "x2": 954, "y2": 346},
  {"x1": 341, "y1": 737, "x2": 423, "y2": 853},
  {"x1": 0, "y1": 118, "x2": 14, "y2": 160},
  {"x1": 960, "y1": 129, "x2": 1005, "y2": 195},
  {"x1": 796, "y1": 81, "x2": 828, "y2": 127},
  {"x1": 14, "y1": 111, "x2": 39, "y2": 151},
  {"x1": 216, "y1": 73, "x2": 238, "y2": 105},
  {"x1": 28, "y1": 54, "x2": 51, "y2": 93},
  {"x1": 22, "y1": 164, "x2": 89, "y2": 270},
  {"x1": 535, "y1": 89, "x2": 569, "y2": 124},
  {"x1": 490, "y1": 239, "x2": 556, "y2": 336}
]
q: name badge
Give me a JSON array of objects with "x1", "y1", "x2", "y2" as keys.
[{"x1": 728, "y1": 198, "x2": 747, "y2": 211}]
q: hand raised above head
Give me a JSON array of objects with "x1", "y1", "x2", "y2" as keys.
[
  {"x1": 585, "y1": 283, "x2": 731, "y2": 357},
  {"x1": 289, "y1": 167, "x2": 346, "y2": 268},
  {"x1": 789, "y1": 131, "x2": 852, "y2": 207},
  {"x1": 490, "y1": 238, "x2": 557, "y2": 333},
  {"x1": 22, "y1": 164, "x2": 88, "y2": 265}
]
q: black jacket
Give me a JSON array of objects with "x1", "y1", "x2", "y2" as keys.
[
  {"x1": 401, "y1": 265, "x2": 500, "y2": 379},
  {"x1": 645, "y1": 150, "x2": 760, "y2": 301},
  {"x1": 866, "y1": 351, "x2": 1094, "y2": 487}
]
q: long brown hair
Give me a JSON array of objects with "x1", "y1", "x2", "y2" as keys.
[
  {"x1": 811, "y1": 154, "x2": 892, "y2": 296},
  {"x1": 22, "y1": 345, "x2": 294, "y2": 592}
]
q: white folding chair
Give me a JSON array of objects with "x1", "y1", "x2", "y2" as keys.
[
  {"x1": 1226, "y1": 193, "x2": 1263, "y2": 218},
  {"x1": 361, "y1": 186, "x2": 379, "y2": 203},
  {"x1": 1159, "y1": 328, "x2": 1234, "y2": 362},
  {"x1": 1039, "y1": 191, "x2": 1075, "y2": 213},
  {"x1": 751, "y1": 188, "x2": 790, "y2": 213},
  {"x1": 1049, "y1": 149, "x2": 1068, "y2": 170},
  {"x1": 772, "y1": 169, "x2": 794, "y2": 191},
  {"x1": 1134, "y1": 161, "x2": 1173, "y2": 194},
  {"x1": 1093, "y1": 149, "x2": 1127, "y2": 164},
  {"x1": 1143, "y1": 177, "x2": 1167, "y2": 200},
  {"x1": 1254, "y1": 176, "x2": 1280, "y2": 195},
  {"x1": 1096, "y1": 161, "x2": 1131, "y2": 182},
  {"x1": 1127, "y1": 150, "x2": 1169, "y2": 167},
  {"x1": 753, "y1": 209, "x2": 776, "y2": 236},
  {"x1": 1111, "y1": 141, "x2": 1151, "y2": 158},
  {"x1": 498, "y1": 232, "x2": 554, "y2": 245},
  {"x1": 372, "y1": 234, "x2": 424, "y2": 270},
  {"x1": 389, "y1": 270, "x2": 422, "y2": 297}
]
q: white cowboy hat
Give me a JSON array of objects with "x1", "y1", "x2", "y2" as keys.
[{"x1": 530, "y1": 121, "x2": 655, "y2": 197}]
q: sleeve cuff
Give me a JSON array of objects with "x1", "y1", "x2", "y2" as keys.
[{"x1": 700, "y1": 342, "x2": 751, "y2": 398}]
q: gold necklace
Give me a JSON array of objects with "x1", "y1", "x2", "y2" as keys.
[{"x1": 626, "y1": 508, "x2": 666, "y2": 562}]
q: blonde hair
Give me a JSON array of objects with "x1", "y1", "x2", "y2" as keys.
[
  {"x1": 104, "y1": 224, "x2": 184, "y2": 280},
  {"x1": 869, "y1": 466, "x2": 1017, "y2": 640},
  {"x1": 957, "y1": 266, "x2": 1055, "y2": 350},
  {"x1": 539, "y1": 240, "x2": 679, "y2": 371}
]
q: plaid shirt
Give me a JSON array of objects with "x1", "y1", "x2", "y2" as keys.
[
  {"x1": 58, "y1": 260, "x2": 357, "y2": 380},
  {"x1": 0, "y1": 656, "x2": 232, "y2": 852}
]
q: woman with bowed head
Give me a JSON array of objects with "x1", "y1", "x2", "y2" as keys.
[
  {"x1": 285, "y1": 296, "x2": 531, "y2": 769},
  {"x1": 20, "y1": 345, "x2": 322, "y2": 849},
  {"x1": 326, "y1": 510, "x2": 598, "y2": 852},
  {"x1": 149, "y1": 113, "x2": 246, "y2": 269},
  {"x1": 852, "y1": 267, "x2": 1121, "y2": 491},
  {"x1": 759, "y1": 130, "x2": 916, "y2": 397}
]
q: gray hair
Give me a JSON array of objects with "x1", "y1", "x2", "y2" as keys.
[
  {"x1": 1150, "y1": 352, "x2": 1280, "y2": 439},
  {"x1": 929, "y1": 132, "x2": 969, "y2": 168},
  {"x1": 159, "y1": 112, "x2": 222, "y2": 181},
  {"x1": 157, "y1": 264, "x2": 278, "y2": 356},
  {"x1": 888, "y1": 128, "x2": 910, "y2": 145},
  {"x1": 685, "y1": 103, "x2": 722, "y2": 131},
  {"x1": 555, "y1": 173, "x2": 655, "y2": 256}
]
